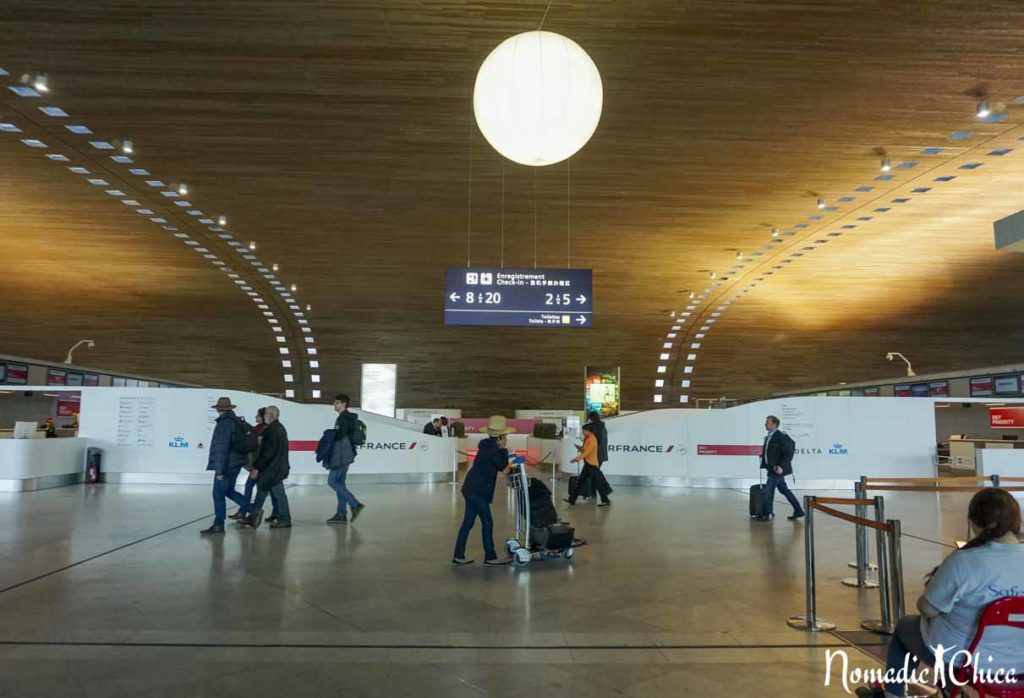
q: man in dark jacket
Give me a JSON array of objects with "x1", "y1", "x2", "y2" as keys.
[
  {"x1": 241, "y1": 405, "x2": 291, "y2": 529},
  {"x1": 423, "y1": 417, "x2": 441, "y2": 436},
  {"x1": 757, "y1": 415, "x2": 804, "y2": 521},
  {"x1": 452, "y1": 416, "x2": 515, "y2": 566},
  {"x1": 326, "y1": 393, "x2": 365, "y2": 524},
  {"x1": 586, "y1": 410, "x2": 613, "y2": 502},
  {"x1": 201, "y1": 397, "x2": 252, "y2": 535}
]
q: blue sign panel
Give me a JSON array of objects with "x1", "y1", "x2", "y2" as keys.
[{"x1": 445, "y1": 267, "x2": 593, "y2": 328}]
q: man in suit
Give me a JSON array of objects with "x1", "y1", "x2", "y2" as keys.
[
  {"x1": 423, "y1": 417, "x2": 441, "y2": 436},
  {"x1": 756, "y1": 415, "x2": 804, "y2": 522}
]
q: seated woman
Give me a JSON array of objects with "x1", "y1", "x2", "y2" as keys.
[{"x1": 858, "y1": 487, "x2": 1024, "y2": 698}]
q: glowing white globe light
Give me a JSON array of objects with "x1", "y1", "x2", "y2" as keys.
[{"x1": 473, "y1": 31, "x2": 603, "y2": 167}]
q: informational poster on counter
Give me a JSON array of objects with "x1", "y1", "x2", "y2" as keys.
[{"x1": 116, "y1": 396, "x2": 157, "y2": 446}]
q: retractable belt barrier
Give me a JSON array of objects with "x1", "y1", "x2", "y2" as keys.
[
  {"x1": 788, "y1": 495, "x2": 905, "y2": 635},
  {"x1": 846, "y1": 475, "x2": 1024, "y2": 593}
]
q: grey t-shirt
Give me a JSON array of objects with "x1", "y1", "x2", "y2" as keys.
[{"x1": 923, "y1": 541, "x2": 1024, "y2": 672}]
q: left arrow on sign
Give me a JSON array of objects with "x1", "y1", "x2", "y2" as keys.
[{"x1": 449, "y1": 293, "x2": 461, "y2": 302}]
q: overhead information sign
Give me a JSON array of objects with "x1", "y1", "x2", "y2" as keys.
[{"x1": 445, "y1": 267, "x2": 593, "y2": 328}]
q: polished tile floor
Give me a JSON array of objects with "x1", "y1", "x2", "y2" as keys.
[{"x1": 0, "y1": 477, "x2": 974, "y2": 697}]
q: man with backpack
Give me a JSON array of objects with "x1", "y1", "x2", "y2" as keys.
[
  {"x1": 326, "y1": 393, "x2": 366, "y2": 524},
  {"x1": 756, "y1": 415, "x2": 805, "y2": 522},
  {"x1": 201, "y1": 397, "x2": 254, "y2": 535}
]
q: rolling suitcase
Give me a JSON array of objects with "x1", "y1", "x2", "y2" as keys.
[{"x1": 749, "y1": 484, "x2": 764, "y2": 518}]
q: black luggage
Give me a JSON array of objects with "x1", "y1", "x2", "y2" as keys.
[
  {"x1": 749, "y1": 484, "x2": 764, "y2": 518},
  {"x1": 531, "y1": 522, "x2": 575, "y2": 550},
  {"x1": 528, "y1": 478, "x2": 559, "y2": 527}
]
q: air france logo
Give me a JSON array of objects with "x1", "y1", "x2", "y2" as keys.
[
  {"x1": 608, "y1": 444, "x2": 686, "y2": 455},
  {"x1": 361, "y1": 442, "x2": 423, "y2": 452},
  {"x1": 168, "y1": 436, "x2": 189, "y2": 449},
  {"x1": 828, "y1": 443, "x2": 848, "y2": 456}
]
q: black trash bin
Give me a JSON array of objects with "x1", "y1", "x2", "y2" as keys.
[{"x1": 85, "y1": 447, "x2": 103, "y2": 484}]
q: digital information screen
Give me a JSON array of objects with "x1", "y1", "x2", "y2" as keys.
[{"x1": 444, "y1": 267, "x2": 593, "y2": 328}]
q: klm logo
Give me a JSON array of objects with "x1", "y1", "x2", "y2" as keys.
[
  {"x1": 828, "y1": 443, "x2": 848, "y2": 456},
  {"x1": 168, "y1": 436, "x2": 189, "y2": 449}
]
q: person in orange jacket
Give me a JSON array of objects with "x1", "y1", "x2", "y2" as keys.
[{"x1": 564, "y1": 423, "x2": 611, "y2": 507}]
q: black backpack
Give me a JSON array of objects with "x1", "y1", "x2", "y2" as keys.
[
  {"x1": 231, "y1": 418, "x2": 259, "y2": 454},
  {"x1": 350, "y1": 419, "x2": 367, "y2": 446}
]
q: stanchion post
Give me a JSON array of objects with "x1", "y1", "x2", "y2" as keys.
[
  {"x1": 992, "y1": 474, "x2": 1001, "y2": 488},
  {"x1": 843, "y1": 477, "x2": 879, "y2": 588},
  {"x1": 862, "y1": 496, "x2": 893, "y2": 634},
  {"x1": 888, "y1": 519, "x2": 906, "y2": 622},
  {"x1": 787, "y1": 496, "x2": 835, "y2": 631}
]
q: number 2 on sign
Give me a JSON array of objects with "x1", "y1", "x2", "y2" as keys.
[{"x1": 545, "y1": 293, "x2": 571, "y2": 306}]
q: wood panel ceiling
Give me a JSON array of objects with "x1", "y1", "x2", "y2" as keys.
[{"x1": 2, "y1": 0, "x2": 1024, "y2": 412}]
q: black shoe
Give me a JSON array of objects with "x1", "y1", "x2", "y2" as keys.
[
  {"x1": 269, "y1": 520, "x2": 291, "y2": 529},
  {"x1": 228, "y1": 511, "x2": 245, "y2": 521},
  {"x1": 854, "y1": 686, "x2": 884, "y2": 698},
  {"x1": 326, "y1": 514, "x2": 347, "y2": 525},
  {"x1": 753, "y1": 515, "x2": 771, "y2": 522},
  {"x1": 266, "y1": 515, "x2": 280, "y2": 524},
  {"x1": 597, "y1": 501, "x2": 611, "y2": 507},
  {"x1": 200, "y1": 525, "x2": 225, "y2": 535},
  {"x1": 350, "y1": 504, "x2": 365, "y2": 522},
  {"x1": 562, "y1": 498, "x2": 575, "y2": 506},
  {"x1": 788, "y1": 513, "x2": 805, "y2": 521},
  {"x1": 245, "y1": 510, "x2": 264, "y2": 530}
]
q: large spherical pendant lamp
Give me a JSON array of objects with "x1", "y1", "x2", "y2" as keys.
[{"x1": 473, "y1": 30, "x2": 603, "y2": 167}]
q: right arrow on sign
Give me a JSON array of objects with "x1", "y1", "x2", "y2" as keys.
[
  {"x1": 576, "y1": 315, "x2": 587, "y2": 325},
  {"x1": 576, "y1": 295, "x2": 587, "y2": 304}
]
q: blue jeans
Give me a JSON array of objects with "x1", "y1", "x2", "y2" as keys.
[
  {"x1": 213, "y1": 469, "x2": 248, "y2": 527},
  {"x1": 454, "y1": 495, "x2": 497, "y2": 561},
  {"x1": 328, "y1": 465, "x2": 360, "y2": 516},
  {"x1": 252, "y1": 481, "x2": 290, "y2": 524},
  {"x1": 884, "y1": 615, "x2": 935, "y2": 697},
  {"x1": 243, "y1": 473, "x2": 279, "y2": 516},
  {"x1": 762, "y1": 473, "x2": 804, "y2": 518}
]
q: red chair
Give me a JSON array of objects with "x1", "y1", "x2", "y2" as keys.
[{"x1": 950, "y1": 596, "x2": 1024, "y2": 698}]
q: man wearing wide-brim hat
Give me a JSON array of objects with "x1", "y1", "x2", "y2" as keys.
[
  {"x1": 201, "y1": 397, "x2": 251, "y2": 535},
  {"x1": 452, "y1": 415, "x2": 516, "y2": 565}
]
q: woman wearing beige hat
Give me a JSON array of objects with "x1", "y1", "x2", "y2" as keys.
[{"x1": 452, "y1": 415, "x2": 516, "y2": 565}]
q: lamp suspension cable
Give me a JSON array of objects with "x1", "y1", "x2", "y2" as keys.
[
  {"x1": 466, "y1": 108, "x2": 474, "y2": 268},
  {"x1": 566, "y1": 156, "x2": 572, "y2": 269},
  {"x1": 538, "y1": 0, "x2": 556, "y2": 30},
  {"x1": 533, "y1": 168, "x2": 539, "y2": 269},
  {"x1": 500, "y1": 160, "x2": 506, "y2": 269}
]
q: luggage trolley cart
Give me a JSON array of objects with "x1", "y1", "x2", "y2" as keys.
[{"x1": 504, "y1": 458, "x2": 586, "y2": 566}]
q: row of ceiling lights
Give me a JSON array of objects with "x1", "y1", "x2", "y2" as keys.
[
  {"x1": 13, "y1": 70, "x2": 319, "y2": 341},
  {"x1": 694, "y1": 98, "x2": 997, "y2": 281},
  {"x1": 18, "y1": 72, "x2": 312, "y2": 309}
]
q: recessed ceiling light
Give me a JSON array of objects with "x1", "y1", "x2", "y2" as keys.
[
  {"x1": 177, "y1": 182, "x2": 188, "y2": 196},
  {"x1": 976, "y1": 100, "x2": 991, "y2": 119},
  {"x1": 218, "y1": 215, "x2": 227, "y2": 226},
  {"x1": 880, "y1": 157, "x2": 891, "y2": 172},
  {"x1": 817, "y1": 198, "x2": 826, "y2": 209}
]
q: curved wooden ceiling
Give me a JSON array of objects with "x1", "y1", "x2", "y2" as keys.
[{"x1": 2, "y1": 1, "x2": 1024, "y2": 412}]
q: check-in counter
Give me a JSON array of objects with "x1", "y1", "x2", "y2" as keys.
[
  {"x1": 0, "y1": 437, "x2": 88, "y2": 491},
  {"x1": 949, "y1": 436, "x2": 1024, "y2": 475}
]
